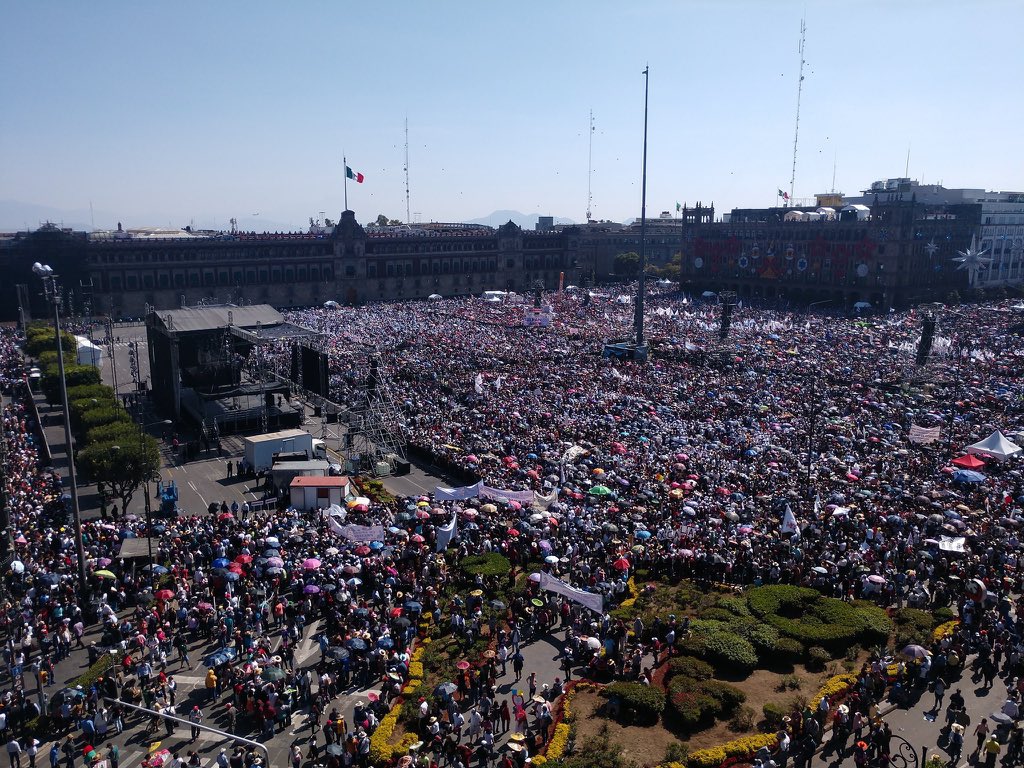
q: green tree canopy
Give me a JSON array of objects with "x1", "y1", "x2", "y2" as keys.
[
  {"x1": 614, "y1": 251, "x2": 641, "y2": 276},
  {"x1": 78, "y1": 436, "x2": 160, "y2": 511}
]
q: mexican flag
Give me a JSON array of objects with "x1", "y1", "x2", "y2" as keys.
[{"x1": 345, "y1": 166, "x2": 364, "y2": 183}]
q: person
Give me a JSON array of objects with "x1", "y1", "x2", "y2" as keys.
[
  {"x1": 26, "y1": 741, "x2": 38, "y2": 768},
  {"x1": 189, "y1": 706, "x2": 203, "y2": 741},
  {"x1": 983, "y1": 734, "x2": 1001, "y2": 768},
  {"x1": 106, "y1": 746, "x2": 118, "y2": 768},
  {"x1": 975, "y1": 718, "x2": 990, "y2": 756},
  {"x1": 932, "y1": 678, "x2": 946, "y2": 712},
  {"x1": 949, "y1": 724, "x2": 964, "y2": 765},
  {"x1": 47, "y1": 745, "x2": 57, "y2": 768},
  {"x1": 7, "y1": 738, "x2": 22, "y2": 768},
  {"x1": 226, "y1": 460, "x2": 233, "y2": 478}
]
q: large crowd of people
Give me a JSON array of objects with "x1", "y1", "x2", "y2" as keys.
[{"x1": 3, "y1": 288, "x2": 1024, "y2": 768}]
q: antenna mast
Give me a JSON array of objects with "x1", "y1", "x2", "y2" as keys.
[
  {"x1": 586, "y1": 110, "x2": 595, "y2": 222},
  {"x1": 788, "y1": 17, "x2": 807, "y2": 208},
  {"x1": 404, "y1": 118, "x2": 411, "y2": 225}
]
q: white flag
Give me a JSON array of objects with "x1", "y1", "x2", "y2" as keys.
[
  {"x1": 436, "y1": 513, "x2": 457, "y2": 552},
  {"x1": 781, "y1": 505, "x2": 801, "y2": 539},
  {"x1": 474, "y1": 373, "x2": 484, "y2": 394}
]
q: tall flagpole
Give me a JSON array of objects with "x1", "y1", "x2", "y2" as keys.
[
  {"x1": 634, "y1": 66, "x2": 650, "y2": 350},
  {"x1": 343, "y1": 154, "x2": 349, "y2": 211}
]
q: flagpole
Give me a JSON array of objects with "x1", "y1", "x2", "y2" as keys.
[{"x1": 343, "y1": 154, "x2": 348, "y2": 211}]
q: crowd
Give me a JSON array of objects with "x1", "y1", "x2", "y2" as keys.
[{"x1": 2, "y1": 288, "x2": 1024, "y2": 768}]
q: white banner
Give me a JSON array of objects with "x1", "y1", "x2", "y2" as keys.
[
  {"x1": 538, "y1": 572, "x2": 604, "y2": 614},
  {"x1": 480, "y1": 485, "x2": 535, "y2": 504},
  {"x1": 338, "y1": 524, "x2": 386, "y2": 543},
  {"x1": 434, "y1": 481, "x2": 483, "y2": 501},
  {"x1": 909, "y1": 424, "x2": 941, "y2": 445},
  {"x1": 532, "y1": 490, "x2": 559, "y2": 510},
  {"x1": 938, "y1": 536, "x2": 966, "y2": 553}
]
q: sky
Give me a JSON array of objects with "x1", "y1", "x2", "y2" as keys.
[{"x1": 2, "y1": 0, "x2": 1023, "y2": 232}]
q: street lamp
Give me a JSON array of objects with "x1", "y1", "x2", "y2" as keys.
[
  {"x1": 118, "y1": 418, "x2": 172, "y2": 593},
  {"x1": 32, "y1": 262, "x2": 90, "y2": 617}
]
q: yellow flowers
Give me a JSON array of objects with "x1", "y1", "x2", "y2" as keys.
[
  {"x1": 618, "y1": 576, "x2": 641, "y2": 611},
  {"x1": 546, "y1": 723, "x2": 572, "y2": 761},
  {"x1": 687, "y1": 734, "x2": 777, "y2": 768},
  {"x1": 369, "y1": 708, "x2": 401, "y2": 763},
  {"x1": 409, "y1": 661, "x2": 424, "y2": 680},
  {"x1": 933, "y1": 620, "x2": 959, "y2": 641},
  {"x1": 810, "y1": 673, "x2": 859, "y2": 712}
]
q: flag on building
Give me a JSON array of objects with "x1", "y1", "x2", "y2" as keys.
[
  {"x1": 676, "y1": 202, "x2": 682, "y2": 212},
  {"x1": 345, "y1": 166, "x2": 364, "y2": 183},
  {"x1": 908, "y1": 424, "x2": 941, "y2": 444}
]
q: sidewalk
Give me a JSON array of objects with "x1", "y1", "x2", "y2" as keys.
[{"x1": 33, "y1": 390, "x2": 105, "y2": 519}]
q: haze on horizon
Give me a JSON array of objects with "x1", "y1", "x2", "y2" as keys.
[{"x1": 2, "y1": 0, "x2": 1022, "y2": 232}]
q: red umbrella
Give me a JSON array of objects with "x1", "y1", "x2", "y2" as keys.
[
  {"x1": 390, "y1": 607, "x2": 403, "y2": 618},
  {"x1": 228, "y1": 562, "x2": 244, "y2": 574},
  {"x1": 154, "y1": 589, "x2": 174, "y2": 600},
  {"x1": 354, "y1": 545, "x2": 371, "y2": 556},
  {"x1": 507, "y1": 528, "x2": 520, "y2": 537},
  {"x1": 218, "y1": 513, "x2": 234, "y2": 521},
  {"x1": 410, "y1": 534, "x2": 425, "y2": 544},
  {"x1": 612, "y1": 558, "x2": 631, "y2": 571},
  {"x1": 952, "y1": 454, "x2": 986, "y2": 469},
  {"x1": 234, "y1": 554, "x2": 253, "y2": 564},
  {"x1": 415, "y1": 510, "x2": 431, "y2": 520}
]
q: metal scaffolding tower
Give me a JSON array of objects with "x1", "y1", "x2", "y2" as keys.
[{"x1": 342, "y1": 353, "x2": 407, "y2": 474}]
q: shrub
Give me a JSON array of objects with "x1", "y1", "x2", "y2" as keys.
[
  {"x1": 737, "y1": 622, "x2": 780, "y2": 660},
  {"x1": 701, "y1": 607, "x2": 736, "y2": 622},
  {"x1": 730, "y1": 705, "x2": 756, "y2": 732},
  {"x1": 603, "y1": 682, "x2": 665, "y2": 725},
  {"x1": 716, "y1": 596, "x2": 752, "y2": 617},
  {"x1": 698, "y1": 680, "x2": 746, "y2": 713},
  {"x1": 460, "y1": 553, "x2": 511, "y2": 578},
  {"x1": 664, "y1": 744, "x2": 690, "y2": 764},
  {"x1": 701, "y1": 632, "x2": 758, "y2": 674},
  {"x1": 746, "y1": 585, "x2": 892, "y2": 652},
  {"x1": 806, "y1": 646, "x2": 831, "y2": 670},
  {"x1": 933, "y1": 606, "x2": 956, "y2": 625},
  {"x1": 762, "y1": 701, "x2": 788, "y2": 728},
  {"x1": 668, "y1": 655, "x2": 713, "y2": 682},
  {"x1": 773, "y1": 637, "x2": 804, "y2": 664},
  {"x1": 73, "y1": 652, "x2": 116, "y2": 689},
  {"x1": 778, "y1": 674, "x2": 801, "y2": 691}
]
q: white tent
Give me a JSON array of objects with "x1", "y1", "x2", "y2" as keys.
[
  {"x1": 73, "y1": 335, "x2": 104, "y2": 368},
  {"x1": 966, "y1": 430, "x2": 1022, "y2": 461}
]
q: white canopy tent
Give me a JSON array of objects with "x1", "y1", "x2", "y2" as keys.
[{"x1": 966, "y1": 430, "x2": 1022, "y2": 461}]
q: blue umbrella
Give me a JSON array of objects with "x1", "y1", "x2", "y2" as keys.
[
  {"x1": 405, "y1": 601, "x2": 423, "y2": 613},
  {"x1": 143, "y1": 564, "x2": 168, "y2": 575},
  {"x1": 635, "y1": 530, "x2": 652, "y2": 540},
  {"x1": 346, "y1": 638, "x2": 367, "y2": 651},
  {"x1": 952, "y1": 469, "x2": 985, "y2": 484},
  {"x1": 369, "y1": 541, "x2": 384, "y2": 551},
  {"x1": 223, "y1": 571, "x2": 240, "y2": 582},
  {"x1": 377, "y1": 636, "x2": 394, "y2": 649},
  {"x1": 212, "y1": 558, "x2": 230, "y2": 569},
  {"x1": 203, "y1": 647, "x2": 237, "y2": 667}
]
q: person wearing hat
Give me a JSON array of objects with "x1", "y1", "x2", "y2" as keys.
[
  {"x1": 983, "y1": 733, "x2": 1001, "y2": 768},
  {"x1": 188, "y1": 706, "x2": 203, "y2": 741},
  {"x1": 775, "y1": 730, "x2": 790, "y2": 768}
]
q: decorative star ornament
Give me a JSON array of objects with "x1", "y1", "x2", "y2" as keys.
[
  {"x1": 924, "y1": 239, "x2": 938, "y2": 258},
  {"x1": 951, "y1": 235, "x2": 992, "y2": 286}
]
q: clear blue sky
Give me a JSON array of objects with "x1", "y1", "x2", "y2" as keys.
[{"x1": 2, "y1": 0, "x2": 1022, "y2": 231}]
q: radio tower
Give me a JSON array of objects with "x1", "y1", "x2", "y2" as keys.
[
  {"x1": 404, "y1": 118, "x2": 411, "y2": 224},
  {"x1": 788, "y1": 17, "x2": 807, "y2": 208},
  {"x1": 586, "y1": 110, "x2": 595, "y2": 222}
]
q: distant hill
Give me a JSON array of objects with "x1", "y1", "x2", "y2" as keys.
[{"x1": 464, "y1": 210, "x2": 575, "y2": 229}]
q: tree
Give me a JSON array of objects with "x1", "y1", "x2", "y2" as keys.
[
  {"x1": 78, "y1": 436, "x2": 160, "y2": 512},
  {"x1": 614, "y1": 251, "x2": 641, "y2": 277},
  {"x1": 375, "y1": 214, "x2": 390, "y2": 227}
]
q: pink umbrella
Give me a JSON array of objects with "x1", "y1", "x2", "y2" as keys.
[
  {"x1": 302, "y1": 558, "x2": 321, "y2": 570},
  {"x1": 267, "y1": 557, "x2": 284, "y2": 567},
  {"x1": 410, "y1": 534, "x2": 425, "y2": 543}
]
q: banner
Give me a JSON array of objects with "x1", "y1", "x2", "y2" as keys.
[
  {"x1": 538, "y1": 572, "x2": 604, "y2": 614},
  {"x1": 909, "y1": 424, "x2": 941, "y2": 445},
  {"x1": 434, "y1": 481, "x2": 483, "y2": 501},
  {"x1": 436, "y1": 514, "x2": 457, "y2": 552},
  {"x1": 532, "y1": 490, "x2": 559, "y2": 510},
  {"x1": 481, "y1": 485, "x2": 536, "y2": 504},
  {"x1": 338, "y1": 524, "x2": 386, "y2": 543},
  {"x1": 938, "y1": 536, "x2": 966, "y2": 553}
]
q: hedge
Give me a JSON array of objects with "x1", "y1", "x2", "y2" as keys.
[
  {"x1": 762, "y1": 701, "x2": 788, "y2": 728},
  {"x1": 460, "y1": 553, "x2": 512, "y2": 578},
  {"x1": 698, "y1": 680, "x2": 745, "y2": 712},
  {"x1": 74, "y1": 652, "x2": 116, "y2": 689},
  {"x1": 603, "y1": 682, "x2": 665, "y2": 725},
  {"x1": 668, "y1": 656, "x2": 713, "y2": 682},
  {"x1": 773, "y1": 637, "x2": 804, "y2": 663},
  {"x1": 700, "y1": 631, "x2": 758, "y2": 674},
  {"x1": 669, "y1": 686, "x2": 720, "y2": 729},
  {"x1": 746, "y1": 585, "x2": 892, "y2": 652}
]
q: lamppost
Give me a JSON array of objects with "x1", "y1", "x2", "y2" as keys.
[
  {"x1": 115, "y1": 416, "x2": 171, "y2": 594},
  {"x1": 32, "y1": 262, "x2": 90, "y2": 616}
]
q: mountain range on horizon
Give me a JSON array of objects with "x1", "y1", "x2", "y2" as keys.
[{"x1": 0, "y1": 200, "x2": 578, "y2": 235}]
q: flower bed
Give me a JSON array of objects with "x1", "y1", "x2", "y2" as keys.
[{"x1": 933, "y1": 620, "x2": 959, "y2": 642}]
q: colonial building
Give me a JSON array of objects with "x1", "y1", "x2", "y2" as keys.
[{"x1": 0, "y1": 211, "x2": 584, "y2": 321}]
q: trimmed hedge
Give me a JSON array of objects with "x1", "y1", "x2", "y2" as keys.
[
  {"x1": 668, "y1": 655, "x2": 714, "y2": 681},
  {"x1": 698, "y1": 680, "x2": 746, "y2": 712},
  {"x1": 773, "y1": 637, "x2": 804, "y2": 664},
  {"x1": 460, "y1": 553, "x2": 512, "y2": 578},
  {"x1": 701, "y1": 631, "x2": 758, "y2": 674},
  {"x1": 762, "y1": 701, "x2": 788, "y2": 728},
  {"x1": 603, "y1": 681, "x2": 665, "y2": 725},
  {"x1": 669, "y1": 685, "x2": 720, "y2": 729},
  {"x1": 746, "y1": 585, "x2": 892, "y2": 652}
]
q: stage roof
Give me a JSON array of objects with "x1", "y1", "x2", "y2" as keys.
[{"x1": 152, "y1": 304, "x2": 284, "y2": 333}]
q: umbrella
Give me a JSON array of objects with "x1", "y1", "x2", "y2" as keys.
[
  {"x1": 325, "y1": 746, "x2": 345, "y2": 758},
  {"x1": 143, "y1": 565, "x2": 169, "y2": 575},
  {"x1": 303, "y1": 584, "x2": 321, "y2": 595},
  {"x1": 212, "y1": 558, "x2": 230, "y2": 569},
  {"x1": 393, "y1": 617, "x2": 412, "y2": 630},
  {"x1": 262, "y1": 549, "x2": 280, "y2": 558},
  {"x1": 325, "y1": 646, "x2": 350, "y2": 661},
  {"x1": 612, "y1": 558, "x2": 630, "y2": 571},
  {"x1": 952, "y1": 470, "x2": 986, "y2": 484},
  {"x1": 346, "y1": 638, "x2": 368, "y2": 651},
  {"x1": 93, "y1": 570, "x2": 117, "y2": 580},
  {"x1": 489, "y1": 600, "x2": 506, "y2": 611},
  {"x1": 197, "y1": 602, "x2": 214, "y2": 612},
  {"x1": 204, "y1": 648, "x2": 237, "y2": 667},
  {"x1": 811, "y1": 566, "x2": 828, "y2": 575},
  {"x1": 901, "y1": 644, "x2": 930, "y2": 659},
  {"x1": 867, "y1": 575, "x2": 886, "y2": 584},
  {"x1": 302, "y1": 558, "x2": 321, "y2": 570},
  {"x1": 154, "y1": 589, "x2": 174, "y2": 600},
  {"x1": 223, "y1": 572, "x2": 240, "y2": 582},
  {"x1": 267, "y1": 557, "x2": 284, "y2": 567},
  {"x1": 589, "y1": 485, "x2": 612, "y2": 496},
  {"x1": 434, "y1": 682, "x2": 457, "y2": 697},
  {"x1": 377, "y1": 636, "x2": 394, "y2": 649},
  {"x1": 544, "y1": 555, "x2": 559, "y2": 565},
  {"x1": 261, "y1": 667, "x2": 286, "y2": 682},
  {"x1": 405, "y1": 601, "x2": 423, "y2": 613},
  {"x1": 234, "y1": 554, "x2": 253, "y2": 564}
]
